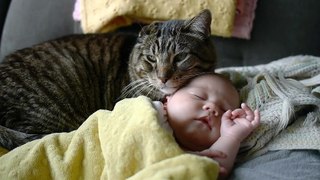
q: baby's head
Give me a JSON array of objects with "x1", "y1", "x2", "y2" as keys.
[{"x1": 165, "y1": 73, "x2": 239, "y2": 151}]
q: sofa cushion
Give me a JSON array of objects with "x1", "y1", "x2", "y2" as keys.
[
  {"x1": 213, "y1": 0, "x2": 320, "y2": 67},
  {"x1": 0, "y1": 0, "x2": 81, "y2": 61},
  {"x1": 0, "y1": 0, "x2": 11, "y2": 45}
]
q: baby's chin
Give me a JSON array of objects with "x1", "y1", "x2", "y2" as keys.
[
  {"x1": 176, "y1": 133, "x2": 215, "y2": 152},
  {"x1": 181, "y1": 141, "x2": 212, "y2": 152}
]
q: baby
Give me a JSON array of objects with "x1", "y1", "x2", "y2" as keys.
[{"x1": 153, "y1": 73, "x2": 260, "y2": 179}]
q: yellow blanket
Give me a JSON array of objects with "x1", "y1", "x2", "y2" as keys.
[
  {"x1": 0, "y1": 96, "x2": 218, "y2": 180},
  {"x1": 80, "y1": 0, "x2": 236, "y2": 37}
]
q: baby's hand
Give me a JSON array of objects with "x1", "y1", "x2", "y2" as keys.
[
  {"x1": 220, "y1": 103, "x2": 260, "y2": 142},
  {"x1": 195, "y1": 149, "x2": 227, "y2": 176},
  {"x1": 195, "y1": 149, "x2": 227, "y2": 159}
]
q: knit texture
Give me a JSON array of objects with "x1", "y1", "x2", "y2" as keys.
[
  {"x1": 80, "y1": 0, "x2": 236, "y2": 37},
  {"x1": 216, "y1": 55, "x2": 320, "y2": 161}
]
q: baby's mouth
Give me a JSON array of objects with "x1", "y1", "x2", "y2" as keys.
[{"x1": 197, "y1": 116, "x2": 212, "y2": 130}]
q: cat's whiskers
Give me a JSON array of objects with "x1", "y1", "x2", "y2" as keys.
[
  {"x1": 121, "y1": 79, "x2": 144, "y2": 93},
  {"x1": 144, "y1": 83, "x2": 156, "y2": 98},
  {"x1": 120, "y1": 79, "x2": 148, "y2": 99},
  {"x1": 119, "y1": 82, "x2": 139, "y2": 99},
  {"x1": 131, "y1": 81, "x2": 153, "y2": 97}
]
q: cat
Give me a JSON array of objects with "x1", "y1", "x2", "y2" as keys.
[{"x1": 0, "y1": 9, "x2": 217, "y2": 150}]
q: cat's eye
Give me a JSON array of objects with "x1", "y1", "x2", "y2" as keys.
[
  {"x1": 141, "y1": 61, "x2": 153, "y2": 71},
  {"x1": 174, "y1": 53, "x2": 189, "y2": 63},
  {"x1": 178, "y1": 60, "x2": 196, "y2": 71},
  {"x1": 146, "y1": 55, "x2": 156, "y2": 62}
]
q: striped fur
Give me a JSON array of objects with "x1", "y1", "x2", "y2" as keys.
[{"x1": 0, "y1": 9, "x2": 217, "y2": 149}]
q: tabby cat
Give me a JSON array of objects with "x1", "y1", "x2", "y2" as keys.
[{"x1": 0, "y1": 9, "x2": 217, "y2": 150}]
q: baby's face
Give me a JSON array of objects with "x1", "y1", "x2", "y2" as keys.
[{"x1": 166, "y1": 74, "x2": 239, "y2": 151}]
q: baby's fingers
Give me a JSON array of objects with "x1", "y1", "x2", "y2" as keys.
[
  {"x1": 241, "y1": 103, "x2": 255, "y2": 120},
  {"x1": 222, "y1": 110, "x2": 232, "y2": 120},
  {"x1": 231, "y1": 109, "x2": 245, "y2": 118},
  {"x1": 251, "y1": 109, "x2": 260, "y2": 128},
  {"x1": 219, "y1": 166, "x2": 228, "y2": 178},
  {"x1": 196, "y1": 149, "x2": 227, "y2": 159}
]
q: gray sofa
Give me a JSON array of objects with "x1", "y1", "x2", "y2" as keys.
[{"x1": 1, "y1": 0, "x2": 320, "y2": 179}]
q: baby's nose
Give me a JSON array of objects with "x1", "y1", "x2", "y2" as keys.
[{"x1": 203, "y1": 103, "x2": 219, "y2": 116}]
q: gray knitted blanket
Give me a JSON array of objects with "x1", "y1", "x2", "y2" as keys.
[{"x1": 216, "y1": 55, "x2": 320, "y2": 162}]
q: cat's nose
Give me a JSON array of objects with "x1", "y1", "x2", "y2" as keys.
[{"x1": 159, "y1": 77, "x2": 169, "y2": 84}]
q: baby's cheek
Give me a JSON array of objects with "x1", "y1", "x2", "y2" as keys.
[{"x1": 167, "y1": 103, "x2": 190, "y2": 121}]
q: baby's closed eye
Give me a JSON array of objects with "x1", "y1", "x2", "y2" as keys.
[
  {"x1": 189, "y1": 89, "x2": 207, "y2": 100},
  {"x1": 193, "y1": 94, "x2": 205, "y2": 100}
]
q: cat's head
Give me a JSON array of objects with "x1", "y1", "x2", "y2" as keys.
[{"x1": 127, "y1": 9, "x2": 216, "y2": 100}]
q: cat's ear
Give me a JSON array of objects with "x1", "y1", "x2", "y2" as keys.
[
  {"x1": 182, "y1": 9, "x2": 212, "y2": 37},
  {"x1": 139, "y1": 22, "x2": 159, "y2": 37}
]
